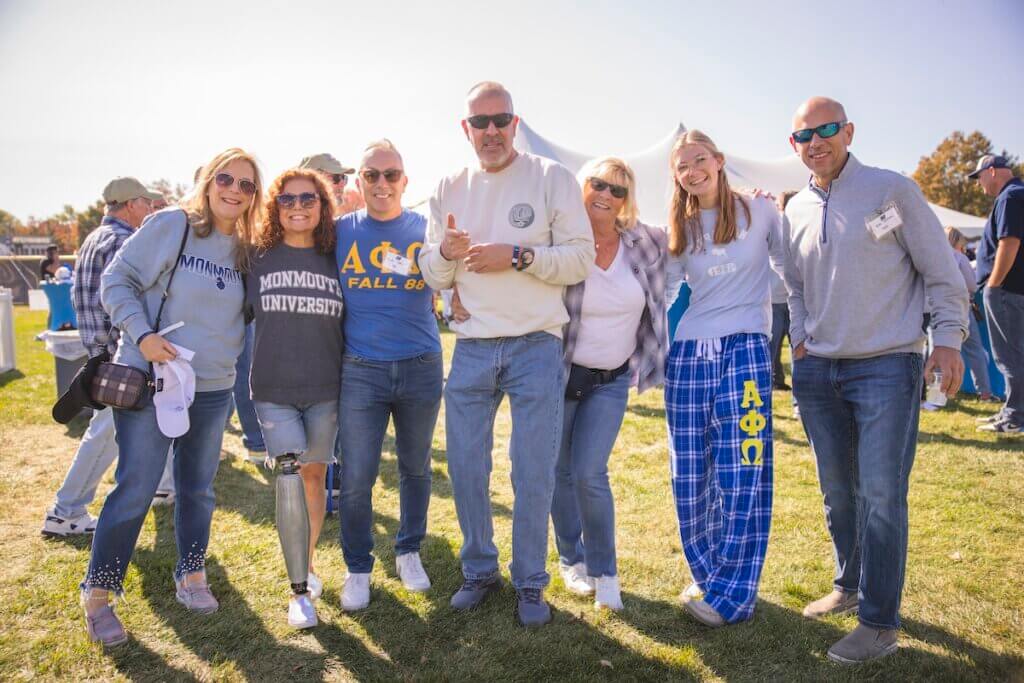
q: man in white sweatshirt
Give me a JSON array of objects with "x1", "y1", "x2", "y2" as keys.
[{"x1": 419, "y1": 81, "x2": 594, "y2": 627}]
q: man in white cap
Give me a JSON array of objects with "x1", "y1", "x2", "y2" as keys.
[
  {"x1": 970, "y1": 154, "x2": 1024, "y2": 434},
  {"x1": 42, "y1": 177, "x2": 167, "y2": 537},
  {"x1": 300, "y1": 153, "x2": 364, "y2": 217}
]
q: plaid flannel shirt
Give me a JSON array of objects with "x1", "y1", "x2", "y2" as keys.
[
  {"x1": 73, "y1": 216, "x2": 135, "y2": 357},
  {"x1": 562, "y1": 222, "x2": 669, "y2": 393}
]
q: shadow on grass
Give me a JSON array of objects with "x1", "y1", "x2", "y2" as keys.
[
  {"x1": 917, "y1": 429, "x2": 1022, "y2": 453},
  {"x1": 627, "y1": 404, "x2": 666, "y2": 420},
  {"x1": 109, "y1": 636, "x2": 198, "y2": 682},
  {"x1": 0, "y1": 368, "x2": 25, "y2": 388},
  {"x1": 617, "y1": 593, "x2": 1024, "y2": 682},
  {"x1": 61, "y1": 411, "x2": 91, "y2": 439}
]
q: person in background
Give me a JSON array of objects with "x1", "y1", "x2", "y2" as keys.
[
  {"x1": 80, "y1": 148, "x2": 262, "y2": 647},
  {"x1": 300, "y1": 153, "x2": 365, "y2": 217},
  {"x1": 335, "y1": 140, "x2": 442, "y2": 611},
  {"x1": 945, "y1": 226, "x2": 997, "y2": 403},
  {"x1": 42, "y1": 177, "x2": 164, "y2": 537},
  {"x1": 785, "y1": 97, "x2": 967, "y2": 664},
  {"x1": 418, "y1": 81, "x2": 594, "y2": 627},
  {"x1": 969, "y1": 154, "x2": 1024, "y2": 434},
  {"x1": 770, "y1": 191, "x2": 798, "y2": 391},
  {"x1": 40, "y1": 244, "x2": 62, "y2": 281},
  {"x1": 248, "y1": 167, "x2": 343, "y2": 629}
]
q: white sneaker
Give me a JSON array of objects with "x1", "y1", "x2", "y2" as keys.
[
  {"x1": 681, "y1": 582, "x2": 704, "y2": 602},
  {"x1": 288, "y1": 593, "x2": 318, "y2": 629},
  {"x1": 341, "y1": 572, "x2": 371, "y2": 611},
  {"x1": 593, "y1": 575, "x2": 623, "y2": 611},
  {"x1": 396, "y1": 552, "x2": 431, "y2": 592},
  {"x1": 41, "y1": 509, "x2": 97, "y2": 537},
  {"x1": 307, "y1": 572, "x2": 323, "y2": 601},
  {"x1": 559, "y1": 562, "x2": 594, "y2": 596},
  {"x1": 151, "y1": 490, "x2": 175, "y2": 507}
]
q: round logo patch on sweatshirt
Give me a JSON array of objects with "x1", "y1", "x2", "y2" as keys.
[{"x1": 508, "y1": 204, "x2": 535, "y2": 229}]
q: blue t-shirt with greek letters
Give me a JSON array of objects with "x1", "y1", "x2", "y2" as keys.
[{"x1": 335, "y1": 209, "x2": 441, "y2": 361}]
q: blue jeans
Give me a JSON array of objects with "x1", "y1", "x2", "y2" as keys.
[
  {"x1": 550, "y1": 372, "x2": 629, "y2": 578},
  {"x1": 82, "y1": 389, "x2": 232, "y2": 593},
  {"x1": 444, "y1": 332, "x2": 564, "y2": 590},
  {"x1": 961, "y1": 314, "x2": 992, "y2": 396},
  {"x1": 338, "y1": 353, "x2": 442, "y2": 572},
  {"x1": 984, "y1": 287, "x2": 1024, "y2": 424},
  {"x1": 228, "y1": 323, "x2": 265, "y2": 452},
  {"x1": 792, "y1": 352, "x2": 922, "y2": 630},
  {"x1": 253, "y1": 400, "x2": 337, "y2": 464}
]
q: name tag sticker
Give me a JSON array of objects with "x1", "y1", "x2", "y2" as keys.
[
  {"x1": 865, "y1": 202, "x2": 903, "y2": 239},
  {"x1": 382, "y1": 249, "x2": 412, "y2": 276}
]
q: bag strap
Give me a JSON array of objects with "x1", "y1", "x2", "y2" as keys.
[{"x1": 153, "y1": 211, "x2": 190, "y2": 332}]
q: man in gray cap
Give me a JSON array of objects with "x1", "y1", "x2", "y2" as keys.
[
  {"x1": 41, "y1": 177, "x2": 168, "y2": 536},
  {"x1": 300, "y1": 153, "x2": 364, "y2": 216},
  {"x1": 970, "y1": 154, "x2": 1024, "y2": 434}
]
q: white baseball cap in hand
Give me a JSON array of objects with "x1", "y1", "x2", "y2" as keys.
[{"x1": 153, "y1": 343, "x2": 196, "y2": 438}]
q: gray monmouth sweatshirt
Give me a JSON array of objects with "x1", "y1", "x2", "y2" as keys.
[
  {"x1": 101, "y1": 208, "x2": 245, "y2": 392},
  {"x1": 783, "y1": 154, "x2": 968, "y2": 359}
]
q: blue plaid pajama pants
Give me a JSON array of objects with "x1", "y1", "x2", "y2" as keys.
[{"x1": 665, "y1": 333, "x2": 773, "y2": 623}]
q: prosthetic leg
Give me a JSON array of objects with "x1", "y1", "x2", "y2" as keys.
[{"x1": 274, "y1": 454, "x2": 310, "y2": 596}]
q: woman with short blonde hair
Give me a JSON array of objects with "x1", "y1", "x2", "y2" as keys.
[{"x1": 944, "y1": 226, "x2": 996, "y2": 401}]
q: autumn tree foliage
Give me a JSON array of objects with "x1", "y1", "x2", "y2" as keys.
[{"x1": 913, "y1": 131, "x2": 1021, "y2": 217}]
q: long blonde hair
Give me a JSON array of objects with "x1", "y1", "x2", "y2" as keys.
[
  {"x1": 945, "y1": 226, "x2": 967, "y2": 251},
  {"x1": 576, "y1": 156, "x2": 639, "y2": 232},
  {"x1": 668, "y1": 130, "x2": 749, "y2": 256},
  {"x1": 182, "y1": 147, "x2": 264, "y2": 271}
]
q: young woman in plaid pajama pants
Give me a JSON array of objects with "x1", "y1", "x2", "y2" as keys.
[{"x1": 664, "y1": 131, "x2": 785, "y2": 626}]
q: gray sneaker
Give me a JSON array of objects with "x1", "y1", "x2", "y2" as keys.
[
  {"x1": 175, "y1": 571, "x2": 219, "y2": 614},
  {"x1": 450, "y1": 574, "x2": 502, "y2": 610},
  {"x1": 84, "y1": 603, "x2": 128, "y2": 647},
  {"x1": 515, "y1": 587, "x2": 552, "y2": 628},
  {"x1": 827, "y1": 624, "x2": 898, "y2": 664},
  {"x1": 802, "y1": 590, "x2": 858, "y2": 619}
]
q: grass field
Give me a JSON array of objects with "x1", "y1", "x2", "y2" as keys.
[{"x1": 1, "y1": 307, "x2": 1022, "y2": 682}]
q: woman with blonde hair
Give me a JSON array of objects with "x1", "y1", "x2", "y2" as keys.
[
  {"x1": 247, "y1": 168, "x2": 343, "y2": 628},
  {"x1": 551, "y1": 156, "x2": 668, "y2": 610},
  {"x1": 945, "y1": 226, "x2": 996, "y2": 402},
  {"x1": 664, "y1": 130, "x2": 783, "y2": 627},
  {"x1": 81, "y1": 148, "x2": 263, "y2": 646}
]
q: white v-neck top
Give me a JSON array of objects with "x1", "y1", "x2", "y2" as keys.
[{"x1": 571, "y1": 244, "x2": 645, "y2": 370}]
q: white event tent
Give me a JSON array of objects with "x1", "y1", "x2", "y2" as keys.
[{"x1": 512, "y1": 119, "x2": 988, "y2": 238}]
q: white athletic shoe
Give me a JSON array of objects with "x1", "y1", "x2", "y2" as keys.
[
  {"x1": 151, "y1": 490, "x2": 175, "y2": 507},
  {"x1": 288, "y1": 593, "x2": 318, "y2": 629},
  {"x1": 559, "y1": 562, "x2": 594, "y2": 596},
  {"x1": 396, "y1": 552, "x2": 431, "y2": 592},
  {"x1": 341, "y1": 572, "x2": 371, "y2": 611},
  {"x1": 41, "y1": 509, "x2": 97, "y2": 537},
  {"x1": 593, "y1": 575, "x2": 623, "y2": 611},
  {"x1": 681, "y1": 582, "x2": 704, "y2": 602},
  {"x1": 307, "y1": 572, "x2": 323, "y2": 601}
]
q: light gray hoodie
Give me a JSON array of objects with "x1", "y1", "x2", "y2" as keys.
[{"x1": 783, "y1": 154, "x2": 968, "y2": 359}]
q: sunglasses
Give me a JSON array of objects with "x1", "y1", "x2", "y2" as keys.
[
  {"x1": 214, "y1": 172, "x2": 257, "y2": 196},
  {"x1": 588, "y1": 177, "x2": 628, "y2": 199},
  {"x1": 276, "y1": 192, "x2": 320, "y2": 209},
  {"x1": 360, "y1": 168, "x2": 404, "y2": 184},
  {"x1": 791, "y1": 121, "x2": 847, "y2": 144},
  {"x1": 331, "y1": 173, "x2": 349, "y2": 185},
  {"x1": 466, "y1": 113, "x2": 515, "y2": 130}
]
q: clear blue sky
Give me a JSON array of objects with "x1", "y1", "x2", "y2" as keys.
[{"x1": 1, "y1": 0, "x2": 1021, "y2": 221}]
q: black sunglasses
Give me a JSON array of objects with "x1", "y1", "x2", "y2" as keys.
[
  {"x1": 214, "y1": 172, "x2": 257, "y2": 196},
  {"x1": 588, "y1": 177, "x2": 628, "y2": 199},
  {"x1": 791, "y1": 121, "x2": 847, "y2": 144},
  {"x1": 276, "y1": 192, "x2": 320, "y2": 209},
  {"x1": 331, "y1": 173, "x2": 349, "y2": 185},
  {"x1": 466, "y1": 113, "x2": 515, "y2": 130},
  {"x1": 360, "y1": 168, "x2": 404, "y2": 184}
]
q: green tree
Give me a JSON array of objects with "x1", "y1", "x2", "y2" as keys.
[
  {"x1": 75, "y1": 200, "x2": 105, "y2": 245},
  {"x1": 0, "y1": 209, "x2": 22, "y2": 239},
  {"x1": 913, "y1": 131, "x2": 1021, "y2": 216},
  {"x1": 149, "y1": 178, "x2": 189, "y2": 204}
]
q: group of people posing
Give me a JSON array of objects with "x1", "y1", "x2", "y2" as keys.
[{"x1": 66, "y1": 81, "x2": 1024, "y2": 667}]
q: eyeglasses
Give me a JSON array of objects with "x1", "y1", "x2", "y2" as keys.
[
  {"x1": 276, "y1": 192, "x2": 320, "y2": 209},
  {"x1": 360, "y1": 168, "x2": 404, "y2": 184},
  {"x1": 214, "y1": 172, "x2": 257, "y2": 196},
  {"x1": 331, "y1": 173, "x2": 349, "y2": 185},
  {"x1": 466, "y1": 113, "x2": 515, "y2": 130},
  {"x1": 588, "y1": 177, "x2": 628, "y2": 199},
  {"x1": 791, "y1": 121, "x2": 847, "y2": 144}
]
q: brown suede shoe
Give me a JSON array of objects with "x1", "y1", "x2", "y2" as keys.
[
  {"x1": 827, "y1": 624, "x2": 898, "y2": 664},
  {"x1": 802, "y1": 590, "x2": 858, "y2": 619}
]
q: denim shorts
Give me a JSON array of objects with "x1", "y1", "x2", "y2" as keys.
[{"x1": 252, "y1": 400, "x2": 338, "y2": 464}]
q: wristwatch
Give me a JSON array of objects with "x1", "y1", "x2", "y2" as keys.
[
  {"x1": 515, "y1": 247, "x2": 535, "y2": 271},
  {"x1": 511, "y1": 245, "x2": 521, "y2": 269}
]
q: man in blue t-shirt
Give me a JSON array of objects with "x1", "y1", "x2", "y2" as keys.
[
  {"x1": 334, "y1": 139, "x2": 443, "y2": 610},
  {"x1": 971, "y1": 154, "x2": 1024, "y2": 433}
]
